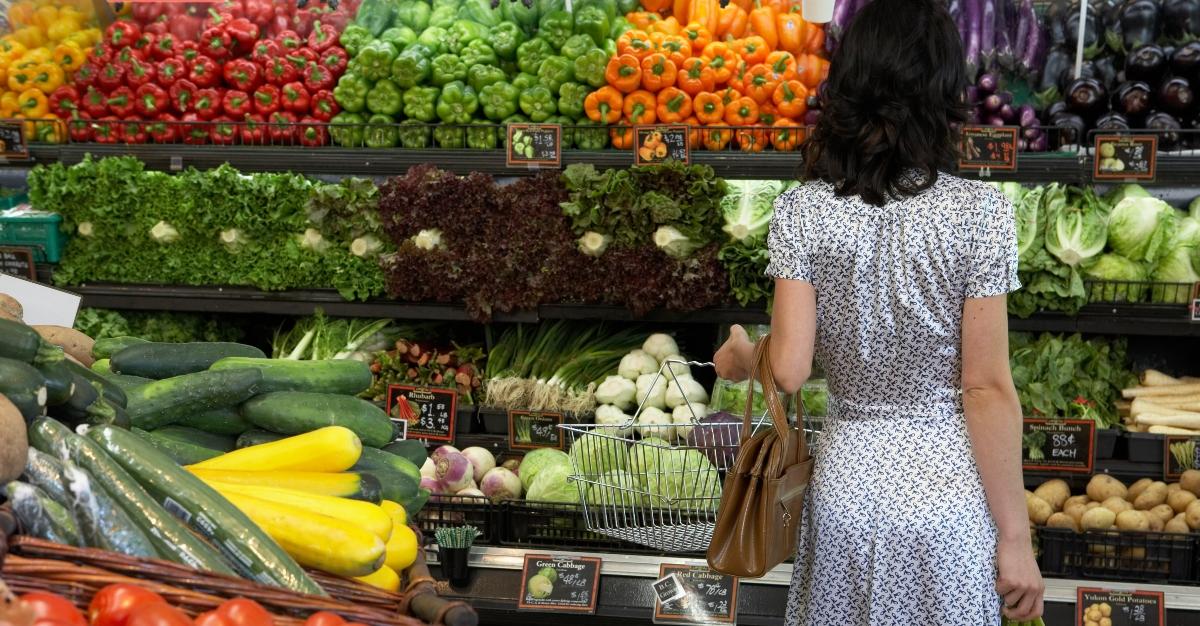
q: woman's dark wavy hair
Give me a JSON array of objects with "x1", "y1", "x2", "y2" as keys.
[{"x1": 803, "y1": 0, "x2": 968, "y2": 206}]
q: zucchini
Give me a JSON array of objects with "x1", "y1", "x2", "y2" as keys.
[
  {"x1": 37, "y1": 360, "x2": 75, "y2": 406},
  {"x1": 112, "y1": 342, "x2": 266, "y2": 379},
  {"x1": 354, "y1": 447, "x2": 422, "y2": 484},
  {"x1": 235, "y1": 429, "x2": 283, "y2": 449},
  {"x1": 63, "y1": 359, "x2": 127, "y2": 408},
  {"x1": 63, "y1": 427, "x2": 236, "y2": 574},
  {"x1": 240, "y1": 391, "x2": 396, "y2": 448},
  {"x1": 382, "y1": 440, "x2": 428, "y2": 468},
  {"x1": 210, "y1": 357, "x2": 373, "y2": 395},
  {"x1": 0, "y1": 318, "x2": 64, "y2": 366},
  {"x1": 402, "y1": 488, "x2": 431, "y2": 519},
  {"x1": 188, "y1": 468, "x2": 382, "y2": 503},
  {"x1": 151, "y1": 425, "x2": 236, "y2": 453},
  {"x1": 91, "y1": 359, "x2": 112, "y2": 375},
  {"x1": 23, "y1": 447, "x2": 72, "y2": 504},
  {"x1": 50, "y1": 376, "x2": 123, "y2": 427},
  {"x1": 174, "y1": 407, "x2": 251, "y2": 436},
  {"x1": 190, "y1": 426, "x2": 361, "y2": 473},
  {"x1": 127, "y1": 368, "x2": 263, "y2": 430},
  {"x1": 105, "y1": 373, "x2": 152, "y2": 393},
  {"x1": 0, "y1": 357, "x2": 47, "y2": 420},
  {"x1": 133, "y1": 428, "x2": 222, "y2": 465},
  {"x1": 85, "y1": 425, "x2": 325, "y2": 595},
  {"x1": 61, "y1": 460, "x2": 159, "y2": 559},
  {"x1": 4, "y1": 481, "x2": 80, "y2": 547},
  {"x1": 92, "y1": 336, "x2": 148, "y2": 360},
  {"x1": 207, "y1": 481, "x2": 392, "y2": 541}
]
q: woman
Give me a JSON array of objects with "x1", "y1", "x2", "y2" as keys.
[{"x1": 713, "y1": 0, "x2": 1044, "y2": 623}]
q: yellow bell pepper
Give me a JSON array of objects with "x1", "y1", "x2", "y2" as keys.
[
  {"x1": 0, "y1": 92, "x2": 19, "y2": 118},
  {"x1": 0, "y1": 69, "x2": 8, "y2": 90},
  {"x1": 20, "y1": 48, "x2": 51, "y2": 64},
  {"x1": 18, "y1": 89, "x2": 48, "y2": 118},
  {"x1": 31, "y1": 63, "x2": 63, "y2": 92},
  {"x1": 11, "y1": 26, "x2": 46, "y2": 50},
  {"x1": 33, "y1": 6, "x2": 59, "y2": 31},
  {"x1": 25, "y1": 116, "x2": 63, "y2": 143},
  {"x1": 0, "y1": 38, "x2": 28, "y2": 58},
  {"x1": 7, "y1": 66, "x2": 34, "y2": 93},
  {"x1": 47, "y1": 15, "x2": 83, "y2": 43},
  {"x1": 52, "y1": 43, "x2": 83, "y2": 72},
  {"x1": 7, "y1": 3, "x2": 37, "y2": 29}
]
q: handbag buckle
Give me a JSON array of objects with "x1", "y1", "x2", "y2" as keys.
[{"x1": 781, "y1": 504, "x2": 792, "y2": 527}]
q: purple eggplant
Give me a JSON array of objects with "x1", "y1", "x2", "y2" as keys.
[
  {"x1": 1163, "y1": 0, "x2": 1200, "y2": 43},
  {"x1": 984, "y1": 93, "x2": 1004, "y2": 112},
  {"x1": 1018, "y1": 138, "x2": 1029, "y2": 151},
  {"x1": 1022, "y1": 125, "x2": 1043, "y2": 140},
  {"x1": 966, "y1": 85, "x2": 981, "y2": 105},
  {"x1": 1047, "y1": 100, "x2": 1069, "y2": 118},
  {"x1": 1044, "y1": 0, "x2": 1067, "y2": 47},
  {"x1": 999, "y1": 103, "x2": 1017, "y2": 123},
  {"x1": 803, "y1": 109, "x2": 822, "y2": 126},
  {"x1": 995, "y1": 0, "x2": 1014, "y2": 68},
  {"x1": 986, "y1": 115, "x2": 1007, "y2": 126},
  {"x1": 1066, "y1": 0, "x2": 1102, "y2": 57},
  {"x1": 1114, "y1": 81, "x2": 1154, "y2": 119},
  {"x1": 967, "y1": 108, "x2": 983, "y2": 124},
  {"x1": 1096, "y1": 111, "x2": 1131, "y2": 131},
  {"x1": 1037, "y1": 47, "x2": 1074, "y2": 97},
  {"x1": 1172, "y1": 41, "x2": 1200, "y2": 84},
  {"x1": 1050, "y1": 111, "x2": 1088, "y2": 146},
  {"x1": 1066, "y1": 77, "x2": 1108, "y2": 117},
  {"x1": 1020, "y1": 0, "x2": 1045, "y2": 76},
  {"x1": 1158, "y1": 76, "x2": 1195, "y2": 115},
  {"x1": 1093, "y1": 55, "x2": 1119, "y2": 91},
  {"x1": 981, "y1": 0, "x2": 997, "y2": 68},
  {"x1": 1028, "y1": 133, "x2": 1049, "y2": 151},
  {"x1": 978, "y1": 73, "x2": 999, "y2": 94},
  {"x1": 965, "y1": 0, "x2": 983, "y2": 73},
  {"x1": 1146, "y1": 111, "x2": 1183, "y2": 150},
  {"x1": 1126, "y1": 44, "x2": 1168, "y2": 85},
  {"x1": 1120, "y1": 0, "x2": 1161, "y2": 49},
  {"x1": 829, "y1": 0, "x2": 855, "y2": 42},
  {"x1": 1018, "y1": 103, "x2": 1039, "y2": 127}
]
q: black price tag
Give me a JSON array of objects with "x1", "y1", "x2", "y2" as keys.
[
  {"x1": 507, "y1": 124, "x2": 561, "y2": 168},
  {"x1": 652, "y1": 564, "x2": 738, "y2": 625},
  {"x1": 1077, "y1": 588, "x2": 1164, "y2": 626},
  {"x1": 635, "y1": 126, "x2": 690, "y2": 165},
  {"x1": 958, "y1": 126, "x2": 1018, "y2": 171},
  {"x1": 386, "y1": 384, "x2": 456, "y2": 443},
  {"x1": 1022, "y1": 418, "x2": 1095, "y2": 473},
  {"x1": 1190, "y1": 283, "x2": 1200, "y2": 322},
  {"x1": 1093, "y1": 135, "x2": 1157, "y2": 181},
  {"x1": 0, "y1": 122, "x2": 28, "y2": 160},
  {"x1": 508, "y1": 410, "x2": 564, "y2": 450},
  {"x1": 1163, "y1": 435, "x2": 1200, "y2": 480},
  {"x1": 0, "y1": 246, "x2": 35, "y2": 281},
  {"x1": 517, "y1": 554, "x2": 601, "y2": 613}
]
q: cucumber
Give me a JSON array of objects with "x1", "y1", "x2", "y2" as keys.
[
  {"x1": 91, "y1": 359, "x2": 112, "y2": 375},
  {"x1": 0, "y1": 318, "x2": 64, "y2": 366},
  {"x1": 23, "y1": 447, "x2": 72, "y2": 504},
  {"x1": 382, "y1": 440, "x2": 428, "y2": 467},
  {"x1": 0, "y1": 357, "x2": 48, "y2": 420},
  {"x1": 61, "y1": 460, "x2": 159, "y2": 559},
  {"x1": 86, "y1": 425, "x2": 326, "y2": 595},
  {"x1": 92, "y1": 336, "x2": 148, "y2": 360},
  {"x1": 173, "y1": 407, "x2": 251, "y2": 436},
  {"x1": 240, "y1": 391, "x2": 396, "y2": 448},
  {"x1": 127, "y1": 368, "x2": 263, "y2": 430},
  {"x1": 210, "y1": 357, "x2": 373, "y2": 395},
  {"x1": 4, "y1": 481, "x2": 81, "y2": 547},
  {"x1": 133, "y1": 428, "x2": 223, "y2": 465},
  {"x1": 62, "y1": 427, "x2": 235, "y2": 574},
  {"x1": 357, "y1": 467, "x2": 419, "y2": 508},
  {"x1": 27, "y1": 418, "x2": 74, "y2": 459},
  {"x1": 235, "y1": 429, "x2": 284, "y2": 449},
  {"x1": 105, "y1": 373, "x2": 152, "y2": 393},
  {"x1": 112, "y1": 342, "x2": 266, "y2": 379},
  {"x1": 37, "y1": 360, "x2": 76, "y2": 406},
  {"x1": 403, "y1": 488, "x2": 432, "y2": 519},
  {"x1": 355, "y1": 447, "x2": 422, "y2": 483},
  {"x1": 151, "y1": 425, "x2": 235, "y2": 453},
  {"x1": 63, "y1": 359, "x2": 127, "y2": 408}
]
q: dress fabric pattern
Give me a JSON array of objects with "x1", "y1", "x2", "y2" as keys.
[{"x1": 768, "y1": 174, "x2": 1020, "y2": 626}]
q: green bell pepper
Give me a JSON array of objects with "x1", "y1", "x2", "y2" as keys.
[
  {"x1": 380, "y1": 27, "x2": 417, "y2": 51},
  {"x1": 339, "y1": 25, "x2": 373, "y2": 57},
  {"x1": 396, "y1": 0, "x2": 432, "y2": 31},
  {"x1": 447, "y1": 20, "x2": 488, "y2": 54},
  {"x1": 365, "y1": 114, "x2": 399, "y2": 148},
  {"x1": 403, "y1": 86, "x2": 439, "y2": 121},
  {"x1": 519, "y1": 85, "x2": 556, "y2": 122},
  {"x1": 572, "y1": 47, "x2": 608, "y2": 88},
  {"x1": 545, "y1": 114, "x2": 573, "y2": 146},
  {"x1": 392, "y1": 44, "x2": 432, "y2": 88},
  {"x1": 574, "y1": 5, "x2": 610, "y2": 48},
  {"x1": 461, "y1": 40, "x2": 498, "y2": 68},
  {"x1": 457, "y1": 0, "x2": 501, "y2": 27},
  {"x1": 517, "y1": 38, "x2": 555, "y2": 75},
  {"x1": 512, "y1": 72, "x2": 539, "y2": 91},
  {"x1": 500, "y1": 0, "x2": 539, "y2": 35},
  {"x1": 557, "y1": 82, "x2": 589, "y2": 120},
  {"x1": 480, "y1": 81, "x2": 519, "y2": 120},
  {"x1": 468, "y1": 64, "x2": 507, "y2": 93},
  {"x1": 434, "y1": 0, "x2": 461, "y2": 11},
  {"x1": 333, "y1": 73, "x2": 370, "y2": 113},
  {"x1": 436, "y1": 81, "x2": 479, "y2": 124},
  {"x1": 431, "y1": 54, "x2": 468, "y2": 86},
  {"x1": 467, "y1": 122, "x2": 498, "y2": 149},
  {"x1": 489, "y1": 22, "x2": 527, "y2": 61},
  {"x1": 367, "y1": 79, "x2": 404, "y2": 116},
  {"x1": 357, "y1": 40, "x2": 398, "y2": 81},
  {"x1": 398, "y1": 120, "x2": 431, "y2": 149},
  {"x1": 559, "y1": 34, "x2": 595, "y2": 62},
  {"x1": 429, "y1": 5, "x2": 458, "y2": 29},
  {"x1": 537, "y1": 11, "x2": 573, "y2": 51},
  {"x1": 433, "y1": 125, "x2": 466, "y2": 148},
  {"x1": 573, "y1": 119, "x2": 608, "y2": 149},
  {"x1": 416, "y1": 26, "x2": 449, "y2": 54},
  {"x1": 535, "y1": 0, "x2": 564, "y2": 19},
  {"x1": 355, "y1": 0, "x2": 394, "y2": 36},
  {"x1": 575, "y1": 0, "x2": 616, "y2": 24},
  {"x1": 610, "y1": 16, "x2": 632, "y2": 40},
  {"x1": 537, "y1": 55, "x2": 573, "y2": 92},
  {"x1": 330, "y1": 112, "x2": 366, "y2": 146}
]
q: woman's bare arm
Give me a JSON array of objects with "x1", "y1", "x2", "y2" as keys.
[{"x1": 714, "y1": 279, "x2": 816, "y2": 393}]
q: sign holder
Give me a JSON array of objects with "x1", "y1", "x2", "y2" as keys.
[
  {"x1": 508, "y1": 410, "x2": 565, "y2": 450},
  {"x1": 386, "y1": 384, "x2": 457, "y2": 443},
  {"x1": 0, "y1": 122, "x2": 28, "y2": 161},
  {"x1": 1022, "y1": 418, "x2": 1096, "y2": 473},
  {"x1": 506, "y1": 124, "x2": 562, "y2": 169},
  {"x1": 652, "y1": 564, "x2": 738, "y2": 625},
  {"x1": 635, "y1": 125, "x2": 690, "y2": 165},
  {"x1": 1093, "y1": 134, "x2": 1157, "y2": 181},
  {"x1": 1163, "y1": 435, "x2": 1200, "y2": 480},
  {"x1": 517, "y1": 554, "x2": 602, "y2": 613},
  {"x1": 958, "y1": 126, "x2": 1018, "y2": 173},
  {"x1": 1076, "y1": 588, "x2": 1164, "y2": 626}
]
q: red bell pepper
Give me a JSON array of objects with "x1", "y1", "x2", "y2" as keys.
[
  {"x1": 310, "y1": 90, "x2": 339, "y2": 121},
  {"x1": 250, "y1": 39, "x2": 281, "y2": 66},
  {"x1": 169, "y1": 13, "x2": 205, "y2": 44},
  {"x1": 319, "y1": 46, "x2": 348, "y2": 75},
  {"x1": 253, "y1": 84, "x2": 280, "y2": 115},
  {"x1": 82, "y1": 87, "x2": 109, "y2": 118},
  {"x1": 214, "y1": 0, "x2": 245, "y2": 19},
  {"x1": 74, "y1": 61, "x2": 100, "y2": 87},
  {"x1": 302, "y1": 62, "x2": 334, "y2": 92},
  {"x1": 223, "y1": 59, "x2": 261, "y2": 92},
  {"x1": 292, "y1": 8, "x2": 317, "y2": 37},
  {"x1": 170, "y1": 79, "x2": 198, "y2": 114},
  {"x1": 268, "y1": 110, "x2": 297, "y2": 143},
  {"x1": 275, "y1": 29, "x2": 303, "y2": 51},
  {"x1": 209, "y1": 116, "x2": 238, "y2": 144},
  {"x1": 143, "y1": 18, "x2": 169, "y2": 37},
  {"x1": 222, "y1": 90, "x2": 252, "y2": 118},
  {"x1": 203, "y1": 9, "x2": 235, "y2": 31},
  {"x1": 147, "y1": 113, "x2": 179, "y2": 143},
  {"x1": 188, "y1": 56, "x2": 220, "y2": 88},
  {"x1": 67, "y1": 113, "x2": 92, "y2": 142},
  {"x1": 281, "y1": 82, "x2": 310, "y2": 114},
  {"x1": 113, "y1": 46, "x2": 147, "y2": 69},
  {"x1": 136, "y1": 83, "x2": 169, "y2": 117},
  {"x1": 120, "y1": 117, "x2": 148, "y2": 144},
  {"x1": 245, "y1": 0, "x2": 274, "y2": 26},
  {"x1": 151, "y1": 33, "x2": 177, "y2": 61},
  {"x1": 290, "y1": 48, "x2": 317, "y2": 69},
  {"x1": 308, "y1": 21, "x2": 338, "y2": 51},
  {"x1": 262, "y1": 57, "x2": 299, "y2": 86},
  {"x1": 240, "y1": 113, "x2": 267, "y2": 144},
  {"x1": 298, "y1": 116, "x2": 328, "y2": 147},
  {"x1": 201, "y1": 26, "x2": 233, "y2": 60},
  {"x1": 179, "y1": 113, "x2": 209, "y2": 144},
  {"x1": 156, "y1": 58, "x2": 184, "y2": 86},
  {"x1": 92, "y1": 117, "x2": 122, "y2": 144},
  {"x1": 267, "y1": 6, "x2": 291, "y2": 38},
  {"x1": 96, "y1": 63, "x2": 125, "y2": 92},
  {"x1": 194, "y1": 88, "x2": 223, "y2": 120},
  {"x1": 106, "y1": 86, "x2": 136, "y2": 117},
  {"x1": 132, "y1": 32, "x2": 156, "y2": 55},
  {"x1": 227, "y1": 18, "x2": 261, "y2": 52},
  {"x1": 125, "y1": 58, "x2": 156, "y2": 89},
  {"x1": 88, "y1": 42, "x2": 112, "y2": 63},
  {"x1": 105, "y1": 20, "x2": 141, "y2": 49},
  {"x1": 177, "y1": 41, "x2": 202, "y2": 63},
  {"x1": 48, "y1": 86, "x2": 79, "y2": 118},
  {"x1": 132, "y1": 3, "x2": 166, "y2": 24}
]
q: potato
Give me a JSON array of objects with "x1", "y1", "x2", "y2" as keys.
[
  {"x1": 1087, "y1": 474, "x2": 1127, "y2": 502},
  {"x1": 1101, "y1": 618, "x2": 1113, "y2": 626},
  {"x1": 1187, "y1": 500, "x2": 1200, "y2": 530},
  {"x1": 0, "y1": 293, "x2": 22, "y2": 320},
  {"x1": 32, "y1": 325, "x2": 94, "y2": 367},
  {"x1": 1150, "y1": 503, "x2": 1176, "y2": 523},
  {"x1": 1086, "y1": 501, "x2": 1101, "y2": 510},
  {"x1": 1081, "y1": 507, "x2": 1117, "y2": 530},
  {"x1": 1128, "y1": 477, "x2": 1155, "y2": 501},
  {"x1": 1134, "y1": 482, "x2": 1169, "y2": 510},
  {"x1": 1046, "y1": 512, "x2": 1080, "y2": 531},
  {"x1": 1102, "y1": 496, "x2": 1132, "y2": 515},
  {"x1": 0, "y1": 395, "x2": 27, "y2": 484},
  {"x1": 1166, "y1": 513, "x2": 1191, "y2": 533},
  {"x1": 1027, "y1": 494, "x2": 1053, "y2": 525},
  {"x1": 1034, "y1": 479, "x2": 1071, "y2": 510},
  {"x1": 1181, "y1": 469, "x2": 1200, "y2": 497},
  {"x1": 1148, "y1": 514, "x2": 1165, "y2": 532},
  {"x1": 1064, "y1": 495, "x2": 1090, "y2": 509},
  {"x1": 1100, "y1": 604, "x2": 1112, "y2": 617},
  {"x1": 1116, "y1": 510, "x2": 1150, "y2": 531},
  {"x1": 1065, "y1": 502, "x2": 1089, "y2": 523},
  {"x1": 1167, "y1": 489, "x2": 1197, "y2": 514},
  {"x1": 1169, "y1": 482, "x2": 1182, "y2": 494}
]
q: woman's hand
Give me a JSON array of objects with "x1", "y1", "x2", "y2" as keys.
[
  {"x1": 713, "y1": 324, "x2": 754, "y2": 382},
  {"x1": 996, "y1": 536, "x2": 1044, "y2": 621}
]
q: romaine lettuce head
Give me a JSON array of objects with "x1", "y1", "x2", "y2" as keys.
[
  {"x1": 1015, "y1": 186, "x2": 1046, "y2": 262},
  {"x1": 1107, "y1": 197, "x2": 1177, "y2": 264},
  {"x1": 1190, "y1": 195, "x2": 1200, "y2": 220},
  {"x1": 1085, "y1": 253, "x2": 1149, "y2": 302},
  {"x1": 720, "y1": 180, "x2": 783, "y2": 244},
  {"x1": 1045, "y1": 188, "x2": 1107, "y2": 267}
]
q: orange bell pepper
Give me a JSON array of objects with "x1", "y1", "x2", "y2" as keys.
[
  {"x1": 673, "y1": 0, "x2": 691, "y2": 26},
  {"x1": 724, "y1": 96, "x2": 759, "y2": 125},
  {"x1": 649, "y1": 17, "x2": 682, "y2": 36},
  {"x1": 701, "y1": 42, "x2": 736, "y2": 84},
  {"x1": 795, "y1": 53, "x2": 825, "y2": 88},
  {"x1": 617, "y1": 30, "x2": 655, "y2": 60},
  {"x1": 748, "y1": 6, "x2": 778, "y2": 50},
  {"x1": 701, "y1": 124, "x2": 733, "y2": 150},
  {"x1": 772, "y1": 79, "x2": 807, "y2": 118},
  {"x1": 732, "y1": 36, "x2": 769, "y2": 64},
  {"x1": 682, "y1": 22, "x2": 712, "y2": 53},
  {"x1": 623, "y1": 89, "x2": 658, "y2": 124},
  {"x1": 776, "y1": 12, "x2": 805, "y2": 55},
  {"x1": 692, "y1": 90, "x2": 724, "y2": 124},
  {"x1": 718, "y1": 86, "x2": 741, "y2": 106},
  {"x1": 640, "y1": 53, "x2": 678, "y2": 92},
  {"x1": 611, "y1": 119, "x2": 637, "y2": 149},
  {"x1": 657, "y1": 35, "x2": 691, "y2": 68},
  {"x1": 628, "y1": 11, "x2": 663, "y2": 30},
  {"x1": 771, "y1": 118, "x2": 804, "y2": 151},
  {"x1": 758, "y1": 101, "x2": 779, "y2": 125},
  {"x1": 766, "y1": 50, "x2": 797, "y2": 81},
  {"x1": 684, "y1": 115, "x2": 704, "y2": 148},
  {"x1": 606, "y1": 54, "x2": 644, "y2": 93},
  {"x1": 715, "y1": 5, "x2": 748, "y2": 39},
  {"x1": 741, "y1": 64, "x2": 778, "y2": 103},
  {"x1": 656, "y1": 87, "x2": 693, "y2": 122},
  {"x1": 729, "y1": 0, "x2": 754, "y2": 10},
  {"x1": 736, "y1": 127, "x2": 768, "y2": 152},
  {"x1": 585, "y1": 86, "x2": 625, "y2": 123},
  {"x1": 803, "y1": 19, "x2": 825, "y2": 54},
  {"x1": 689, "y1": 0, "x2": 720, "y2": 36},
  {"x1": 677, "y1": 58, "x2": 715, "y2": 95}
]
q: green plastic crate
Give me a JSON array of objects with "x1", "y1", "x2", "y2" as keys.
[{"x1": 0, "y1": 210, "x2": 65, "y2": 263}]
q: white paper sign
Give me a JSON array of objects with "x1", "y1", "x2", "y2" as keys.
[{"x1": 0, "y1": 274, "x2": 80, "y2": 326}]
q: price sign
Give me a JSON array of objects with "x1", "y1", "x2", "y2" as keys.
[
  {"x1": 0, "y1": 246, "x2": 35, "y2": 280},
  {"x1": 508, "y1": 410, "x2": 564, "y2": 450},
  {"x1": 958, "y1": 126, "x2": 1018, "y2": 171},
  {"x1": 635, "y1": 126, "x2": 689, "y2": 165},
  {"x1": 507, "y1": 124, "x2": 561, "y2": 168},
  {"x1": 0, "y1": 122, "x2": 28, "y2": 160},
  {"x1": 386, "y1": 384, "x2": 456, "y2": 443},
  {"x1": 652, "y1": 564, "x2": 738, "y2": 625},
  {"x1": 1190, "y1": 283, "x2": 1200, "y2": 322},
  {"x1": 1093, "y1": 135, "x2": 1157, "y2": 181},
  {"x1": 1077, "y1": 588, "x2": 1164, "y2": 626},
  {"x1": 517, "y1": 554, "x2": 601, "y2": 613},
  {"x1": 1163, "y1": 435, "x2": 1200, "y2": 480},
  {"x1": 1021, "y1": 418, "x2": 1095, "y2": 473}
]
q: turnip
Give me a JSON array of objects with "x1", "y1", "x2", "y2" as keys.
[
  {"x1": 432, "y1": 445, "x2": 461, "y2": 462},
  {"x1": 664, "y1": 377, "x2": 709, "y2": 409},
  {"x1": 480, "y1": 466, "x2": 522, "y2": 502},
  {"x1": 642, "y1": 334, "x2": 679, "y2": 363},
  {"x1": 618, "y1": 350, "x2": 658, "y2": 380},
  {"x1": 457, "y1": 487, "x2": 485, "y2": 498},
  {"x1": 420, "y1": 476, "x2": 443, "y2": 494},
  {"x1": 421, "y1": 458, "x2": 436, "y2": 480},
  {"x1": 661, "y1": 355, "x2": 691, "y2": 379},
  {"x1": 595, "y1": 376, "x2": 637, "y2": 410},
  {"x1": 637, "y1": 406, "x2": 673, "y2": 440},
  {"x1": 435, "y1": 450, "x2": 474, "y2": 493},
  {"x1": 502, "y1": 458, "x2": 521, "y2": 473},
  {"x1": 461, "y1": 446, "x2": 497, "y2": 482},
  {"x1": 636, "y1": 373, "x2": 667, "y2": 410}
]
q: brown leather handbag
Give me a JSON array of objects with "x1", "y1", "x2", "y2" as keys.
[{"x1": 706, "y1": 335, "x2": 813, "y2": 578}]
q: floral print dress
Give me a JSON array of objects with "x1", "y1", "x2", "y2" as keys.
[{"x1": 766, "y1": 173, "x2": 1020, "y2": 626}]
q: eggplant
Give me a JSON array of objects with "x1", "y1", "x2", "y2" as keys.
[
  {"x1": 1158, "y1": 76, "x2": 1195, "y2": 115},
  {"x1": 1021, "y1": 3, "x2": 1047, "y2": 76},
  {"x1": 1018, "y1": 104, "x2": 1039, "y2": 127},
  {"x1": 995, "y1": 0, "x2": 1014, "y2": 68},
  {"x1": 1051, "y1": 111, "x2": 1088, "y2": 146},
  {"x1": 967, "y1": 108, "x2": 983, "y2": 124},
  {"x1": 1018, "y1": 138, "x2": 1029, "y2": 151},
  {"x1": 1096, "y1": 111, "x2": 1131, "y2": 130},
  {"x1": 986, "y1": 115, "x2": 1008, "y2": 126},
  {"x1": 999, "y1": 103, "x2": 1018, "y2": 123},
  {"x1": 965, "y1": 0, "x2": 983, "y2": 72},
  {"x1": 1093, "y1": 55, "x2": 1119, "y2": 91},
  {"x1": 803, "y1": 110, "x2": 822, "y2": 126},
  {"x1": 1038, "y1": 47, "x2": 1075, "y2": 96},
  {"x1": 984, "y1": 93, "x2": 1004, "y2": 112},
  {"x1": 1067, "y1": 0, "x2": 1103, "y2": 57},
  {"x1": 978, "y1": 73, "x2": 999, "y2": 94},
  {"x1": 1023, "y1": 125, "x2": 1043, "y2": 140},
  {"x1": 966, "y1": 85, "x2": 981, "y2": 106},
  {"x1": 1047, "y1": 100, "x2": 1069, "y2": 118},
  {"x1": 1146, "y1": 111, "x2": 1183, "y2": 150},
  {"x1": 1066, "y1": 77, "x2": 1108, "y2": 117},
  {"x1": 1163, "y1": 0, "x2": 1200, "y2": 42},
  {"x1": 1114, "y1": 81, "x2": 1154, "y2": 120},
  {"x1": 982, "y1": 0, "x2": 997, "y2": 68},
  {"x1": 1045, "y1": 0, "x2": 1069, "y2": 47},
  {"x1": 1029, "y1": 133, "x2": 1049, "y2": 151},
  {"x1": 1172, "y1": 41, "x2": 1200, "y2": 83},
  {"x1": 1119, "y1": 0, "x2": 1161, "y2": 50},
  {"x1": 1126, "y1": 44, "x2": 1169, "y2": 84}
]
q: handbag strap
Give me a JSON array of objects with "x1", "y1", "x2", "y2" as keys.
[{"x1": 742, "y1": 335, "x2": 810, "y2": 467}]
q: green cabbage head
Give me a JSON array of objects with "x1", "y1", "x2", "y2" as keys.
[
  {"x1": 519, "y1": 448, "x2": 570, "y2": 492},
  {"x1": 1150, "y1": 216, "x2": 1200, "y2": 302},
  {"x1": 525, "y1": 462, "x2": 580, "y2": 504},
  {"x1": 1107, "y1": 197, "x2": 1177, "y2": 264},
  {"x1": 1085, "y1": 253, "x2": 1149, "y2": 302}
]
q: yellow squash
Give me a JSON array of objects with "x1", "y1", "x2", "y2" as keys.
[
  {"x1": 385, "y1": 524, "x2": 419, "y2": 572},
  {"x1": 189, "y1": 426, "x2": 361, "y2": 473},
  {"x1": 210, "y1": 481, "x2": 392, "y2": 542},
  {"x1": 354, "y1": 565, "x2": 401, "y2": 592},
  {"x1": 188, "y1": 468, "x2": 378, "y2": 501}
]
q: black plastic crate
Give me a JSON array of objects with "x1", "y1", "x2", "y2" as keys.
[
  {"x1": 501, "y1": 500, "x2": 705, "y2": 556},
  {"x1": 1126, "y1": 432, "x2": 1165, "y2": 465},
  {"x1": 1096, "y1": 428, "x2": 1119, "y2": 460},
  {"x1": 1038, "y1": 527, "x2": 1195, "y2": 584},
  {"x1": 414, "y1": 495, "x2": 502, "y2": 545}
]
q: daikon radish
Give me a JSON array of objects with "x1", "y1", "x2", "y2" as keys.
[
  {"x1": 1122, "y1": 383, "x2": 1200, "y2": 399},
  {"x1": 1137, "y1": 414, "x2": 1200, "y2": 429},
  {"x1": 1148, "y1": 425, "x2": 1200, "y2": 435},
  {"x1": 1142, "y1": 369, "x2": 1183, "y2": 386},
  {"x1": 1131, "y1": 398, "x2": 1183, "y2": 417}
]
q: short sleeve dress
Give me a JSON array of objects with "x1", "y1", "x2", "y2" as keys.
[{"x1": 768, "y1": 173, "x2": 1020, "y2": 626}]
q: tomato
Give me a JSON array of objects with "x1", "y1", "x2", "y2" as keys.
[
  {"x1": 88, "y1": 584, "x2": 166, "y2": 626},
  {"x1": 20, "y1": 592, "x2": 86, "y2": 626},
  {"x1": 193, "y1": 610, "x2": 234, "y2": 626},
  {"x1": 125, "y1": 603, "x2": 191, "y2": 626},
  {"x1": 216, "y1": 599, "x2": 274, "y2": 626},
  {"x1": 304, "y1": 612, "x2": 347, "y2": 626}
]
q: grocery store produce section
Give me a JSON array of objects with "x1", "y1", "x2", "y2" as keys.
[{"x1": 1, "y1": 0, "x2": 1200, "y2": 624}]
